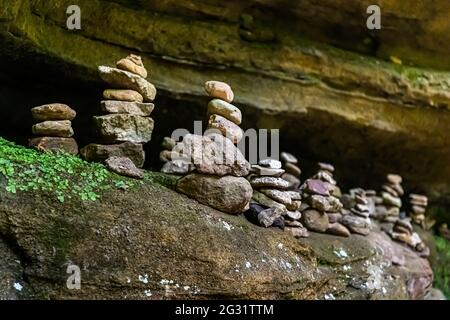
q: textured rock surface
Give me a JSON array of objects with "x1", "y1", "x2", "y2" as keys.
[
  {"x1": 1, "y1": 0, "x2": 450, "y2": 208},
  {"x1": 94, "y1": 114, "x2": 154, "y2": 143},
  {"x1": 32, "y1": 120, "x2": 74, "y2": 138},
  {"x1": 31, "y1": 104, "x2": 76, "y2": 122},
  {"x1": 100, "y1": 100, "x2": 154, "y2": 116},
  {"x1": 80, "y1": 142, "x2": 145, "y2": 167},
  {"x1": 105, "y1": 156, "x2": 144, "y2": 179},
  {"x1": 176, "y1": 173, "x2": 252, "y2": 214},
  {"x1": 0, "y1": 168, "x2": 434, "y2": 299},
  {"x1": 174, "y1": 134, "x2": 250, "y2": 177},
  {"x1": 98, "y1": 66, "x2": 156, "y2": 102},
  {"x1": 29, "y1": 137, "x2": 79, "y2": 155}
]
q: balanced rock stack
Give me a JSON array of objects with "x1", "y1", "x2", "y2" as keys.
[
  {"x1": 249, "y1": 158, "x2": 308, "y2": 238},
  {"x1": 387, "y1": 218, "x2": 430, "y2": 258},
  {"x1": 340, "y1": 189, "x2": 372, "y2": 236},
  {"x1": 159, "y1": 137, "x2": 176, "y2": 164},
  {"x1": 175, "y1": 81, "x2": 252, "y2": 215},
  {"x1": 376, "y1": 174, "x2": 404, "y2": 223},
  {"x1": 408, "y1": 194, "x2": 428, "y2": 227},
  {"x1": 29, "y1": 103, "x2": 78, "y2": 155},
  {"x1": 81, "y1": 54, "x2": 155, "y2": 179},
  {"x1": 280, "y1": 152, "x2": 301, "y2": 190},
  {"x1": 300, "y1": 164, "x2": 346, "y2": 237}
]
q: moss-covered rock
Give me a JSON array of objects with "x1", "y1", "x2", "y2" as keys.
[{"x1": 0, "y1": 137, "x2": 434, "y2": 299}]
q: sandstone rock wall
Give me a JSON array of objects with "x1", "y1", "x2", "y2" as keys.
[{"x1": 0, "y1": 0, "x2": 449, "y2": 212}]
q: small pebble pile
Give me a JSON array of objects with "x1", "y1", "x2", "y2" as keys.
[
  {"x1": 81, "y1": 54, "x2": 156, "y2": 179},
  {"x1": 387, "y1": 218, "x2": 430, "y2": 258},
  {"x1": 280, "y1": 152, "x2": 301, "y2": 190},
  {"x1": 340, "y1": 188, "x2": 372, "y2": 236},
  {"x1": 300, "y1": 163, "x2": 347, "y2": 237},
  {"x1": 376, "y1": 174, "x2": 404, "y2": 223},
  {"x1": 29, "y1": 103, "x2": 78, "y2": 155},
  {"x1": 408, "y1": 193, "x2": 428, "y2": 227},
  {"x1": 248, "y1": 158, "x2": 308, "y2": 238}
]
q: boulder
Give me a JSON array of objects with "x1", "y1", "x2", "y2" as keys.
[
  {"x1": 80, "y1": 142, "x2": 145, "y2": 167},
  {"x1": 173, "y1": 133, "x2": 250, "y2": 177},
  {"x1": 0, "y1": 142, "x2": 436, "y2": 299},
  {"x1": 300, "y1": 209, "x2": 329, "y2": 233},
  {"x1": 105, "y1": 156, "x2": 144, "y2": 179},
  {"x1": 176, "y1": 173, "x2": 252, "y2": 214},
  {"x1": 161, "y1": 160, "x2": 194, "y2": 175},
  {"x1": 93, "y1": 114, "x2": 154, "y2": 143}
]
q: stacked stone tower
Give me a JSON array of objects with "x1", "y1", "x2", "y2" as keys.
[
  {"x1": 408, "y1": 193, "x2": 428, "y2": 227},
  {"x1": 174, "y1": 81, "x2": 252, "y2": 215},
  {"x1": 300, "y1": 164, "x2": 345, "y2": 236},
  {"x1": 375, "y1": 174, "x2": 404, "y2": 222},
  {"x1": 249, "y1": 158, "x2": 308, "y2": 238},
  {"x1": 81, "y1": 54, "x2": 155, "y2": 178},
  {"x1": 29, "y1": 103, "x2": 78, "y2": 155}
]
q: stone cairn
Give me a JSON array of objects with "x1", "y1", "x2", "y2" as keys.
[
  {"x1": 408, "y1": 193, "x2": 428, "y2": 227},
  {"x1": 81, "y1": 54, "x2": 156, "y2": 179},
  {"x1": 280, "y1": 152, "x2": 301, "y2": 190},
  {"x1": 340, "y1": 188, "x2": 372, "y2": 236},
  {"x1": 387, "y1": 218, "x2": 430, "y2": 258},
  {"x1": 29, "y1": 103, "x2": 78, "y2": 155},
  {"x1": 375, "y1": 174, "x2": 404, "y2": 223},
  {"x1": 300, "y1": 163, "x2": 349, "y2": 237},
  {"x1": 247, "y1": 158, "x2": 308, "y2": 238},
  {"x1": 160, "y1": 137, "x2": 176, "y2": 164},
  {"x1": 174, "y1": 81, "x2": 253, "y2": 215}
]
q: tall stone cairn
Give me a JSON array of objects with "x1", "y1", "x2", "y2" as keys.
[
  {"x1": 175, "y1": 81, "x2": 252, "y2": 215},
  {"x1": 81, "y1": 54, "x2": 155, "y2": 179},
  {"x1": 29, "y1": 103, "x2": 78, "y2": 155}
]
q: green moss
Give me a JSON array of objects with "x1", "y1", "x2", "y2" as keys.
[
  {"x1": 144, "y1": 170, "x2": 179, "y2": 190},
  {"x1": 433, "y1": 236, "x2": 450, "y2": 299},
  {"x1": 0, "y1": 137, "x2": 135, "y2": 203}
]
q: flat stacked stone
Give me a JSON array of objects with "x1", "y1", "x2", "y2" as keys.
[
  {"x1": 280, "y1": 152, "x2": 301, "y2": 190},
  {"x1": 82, "y1": 54, "x2": 154, "y2": 178},
  {"x1": 248, "y1": 158, "x2": 308, "y2": 238},
  {"x1": 340, "y1": 189, "x2": 371, "y2": 236},
  {"x1": 175, "y1": 81, "x2": 252, "y2": 215},
  {"x1": 29, "y1": 103, "x2": 78, "y2": 155},
  {"x1": 387, "y1": 218, "x2": 430, "y2": 258},
  {"x1": 375, "y1": 174, "x2": 404, "y2": 223},
  {"x1": 408, "y1": 193, "x2": 428, "y2": 227}
]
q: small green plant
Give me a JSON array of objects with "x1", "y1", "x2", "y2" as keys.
[
  {"x1": 433, "y1": 236, "x2": 450, "y2": 299},
  {"x1": 0, "y1": 137, "x2": 135, "y2": 202}
]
